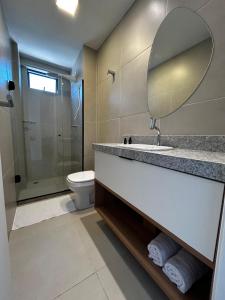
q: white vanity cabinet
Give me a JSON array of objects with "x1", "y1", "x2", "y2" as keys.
[{"x1": 95, "y1": 151, "x2": 224, "y2": 264}]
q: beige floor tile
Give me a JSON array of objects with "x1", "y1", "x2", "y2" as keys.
[
  {"x1": 97, "y1": 266, "x2": 168, "y2": 300},
  {"x1": 10, "y1": 213, "x2": 96, "y2": 300},
  {"x1": 79, "y1": 213, "x2": 129, "y2": 270},
  {"x1": 81, "y1": 213, "x2": 168, "y2": 300},
  {"x1": 56, "y1": 274, "x2": 107, "y2": 300},
  {"x1": 76, "y1": 213, "x2": 106, "y2": 272},
  {"x1": 10, "y1": 209, "x2": 168, "y2": 300}
]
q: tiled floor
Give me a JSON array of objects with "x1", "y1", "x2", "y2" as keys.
[{"x1": 9, "y1": 208, "x2": 169, "y2": 300}]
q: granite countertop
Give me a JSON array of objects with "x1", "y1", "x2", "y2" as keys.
[{"x1": 93, "y1": 143, "x2": 225, "y2": 183}]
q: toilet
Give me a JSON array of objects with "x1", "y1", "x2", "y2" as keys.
[{"x1": 66, "y1": 171, "x2": 95, "y2": 210}]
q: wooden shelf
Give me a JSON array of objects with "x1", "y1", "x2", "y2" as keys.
[{"x1": 96, "y1": 201, "x2": 212, "y2": 300}]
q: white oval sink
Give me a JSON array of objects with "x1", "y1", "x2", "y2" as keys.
[{"x1": 114, "y1": 144, "x2": 173, "y2": 151}]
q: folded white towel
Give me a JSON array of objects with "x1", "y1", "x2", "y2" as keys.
[
  {"x1": 148, "y1": 233, "x2": 181, "y2": 267},
  {"x1": 163, "y1": 249, "x2": 208, "y2": 294}
]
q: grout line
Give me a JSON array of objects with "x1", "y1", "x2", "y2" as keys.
[
  {"x1": 197, "y1": 0, "x2": 213, "y2": 12},
  {"x1": 184, "y1": 96, "x2": 225, "y2": 107},
  {"x1": 52, "y1": 272, "x2": 96, "y2": 300},
  {"x1": 96, "y1": 269, "x2": 110, "y2": 300},
  {"x1": 99, "y1": 110, "x2": 150, "y2": 124},
  {"x1": 120, "y1": 45, "x2": 152, "y2": 69},
  {"x1": 165, "y1": 0, "x2": 169, "y2": 14},
  {"x1": 98, "y1": 46, "x2": 152, "y2": 85}
]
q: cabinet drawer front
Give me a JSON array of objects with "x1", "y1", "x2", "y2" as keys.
[{"x1": 95, "y1": 151, "x2": 224, "y2": 261}]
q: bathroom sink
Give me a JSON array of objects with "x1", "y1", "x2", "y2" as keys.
[{"x1": 112, "y1": 144, "x2": 174, "y2": 151}]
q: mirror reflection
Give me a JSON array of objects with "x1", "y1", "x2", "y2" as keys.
[{"x1": 147, "y1": 7, "x2": 214, "y2": 119}]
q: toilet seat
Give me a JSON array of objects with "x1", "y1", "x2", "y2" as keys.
[{"x1": 67, "y1": 171, "x2": 95, "y2": 188}]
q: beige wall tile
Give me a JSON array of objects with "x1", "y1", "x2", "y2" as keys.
[
  {"x1": 161, "y1": 98, "x2": 225, "y2": 135},
  {"x1": 84, "y1": 86, "x2": 96, "y2": 123},
  {"x1": 84, "y1": 154, "x2": 94, "y2": 171},
  {"x1": 3, "y1": 167, "x2": 16, "y2": 233},
  {"x1": 96, "y1": 0, "x2": 225, "y2": 141},
  {"x1": 0, "y1": 8, "x2": 16, "y2": 233},
  {"x1": 166, "y1": 0, "x2": 210, "y2": 13},
  {"x1": 98, "y1": 72, "x2": 121, "y2": 121},
  {"x1": 120, "y1": 113, "x2": 157, "y2": 137},
  {"x1": 0, "y1": 108, "x2": 15, "y2": 176},
  {"x1": 84, "y1": 122, "x2": 96, "y2": 157},
  {"x1": 73, "y1": 46, "x2": 97, "y2": 171},
  {"x1": 187, "y1": 0, "x2": 225, "y2": 104},
  {"x1": 83, "y1": 47, "x2": 97, "y2": 168},
  {"x1": 120, "y1": 49, "x2": 150, "y2": 117},
  {"x1": 98, "y1": 119, "x2": 120, "y2": 143},
  {"x1": 84, "y1": 46, "x2": 97, "y2": 87},
  {"x1": 97, "y1": 26, "x2": 122, "y2": 82},
  {"x1": 120, "y1": 0, "x2": 166, "y2": 66}
]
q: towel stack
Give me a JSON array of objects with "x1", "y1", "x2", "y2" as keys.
[
  {"x1": 148, "y1": 233, "x2": 181, "y2": 267},
  {"x1": 148, "y1": 233, "x2": 208, "y2": 294}
]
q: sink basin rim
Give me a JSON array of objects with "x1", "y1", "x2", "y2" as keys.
[{"x1": 105, "y1": 143, "x2": 174, "y2": 151}]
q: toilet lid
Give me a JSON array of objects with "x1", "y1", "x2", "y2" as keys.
[{"x1": 67, "y1": 171, "x2": 95, "y2": 183}]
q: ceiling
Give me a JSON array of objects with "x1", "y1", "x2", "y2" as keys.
[{"x1": 1, "y1": 0, "x2": 135, "y2": 69}]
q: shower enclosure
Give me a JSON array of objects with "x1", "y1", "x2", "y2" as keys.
[{"x1": 14, "y1": 64, "x2": 83, "y2": 201}]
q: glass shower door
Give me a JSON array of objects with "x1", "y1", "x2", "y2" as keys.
[
  {"x1": 20, "y1": 78, "x2": 64, "y2": 200},
  {"x1": 18, "y1": 68, "x2": 83, "y2": 201}
]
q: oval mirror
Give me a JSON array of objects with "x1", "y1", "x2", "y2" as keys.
[{"x1": 147, "y1": 7, "x2": 214, "y2": 119}]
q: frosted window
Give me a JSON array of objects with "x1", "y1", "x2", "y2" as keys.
[{"x1": 28, "y1": 72, "x2": 57, "y2": 93}]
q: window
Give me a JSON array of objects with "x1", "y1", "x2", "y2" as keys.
[{"x1": 28, "y1": 69, "x2": 58, "y2": 93}]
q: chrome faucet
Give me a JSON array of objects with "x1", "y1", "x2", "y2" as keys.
[{"x1": 149, "y1": 118, "x2": 161, "y2": 146}]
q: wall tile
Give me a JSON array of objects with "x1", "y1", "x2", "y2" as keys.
[
  {"x1": 84, "y1": 86, "x2": 96, "y2": 123},
  {"x1": 84, "y1": 122, "x2": 97, "y2": 157},
  {"x1": 98, "y1": 72, "x2": 121, "y2": 121},
  {"x1": 98, "y1": 119, "x2": 120, "y2": 143},
  {"x1": 120, "y1": 49, "x2": 150, "y2": 117},
  {"x1": 0, "y1": 108, "x2": 14, "y2": 176},
  {"x1": 166, "y1": 0, "x2": 210, "y2": 13},
  {"x1": 73, "y1": 47, "x2": 97, "y2": 170},
  {"x1": 3, "y1": 167, "x2": 16, "y2": 233},
  {"x1": 186, "y1": 0, "x2": 225, "y2": 104},
  {"x1": 161, "y1": 98, "x2": 225, "y2": 135},
  {"x1": 84, "y1": 154, "x2": 94, "y2": 171},
  {"x1": 120, "y1": 0, "x2": 166, "y2": 66},
  {"x1": 0, "y1": 7, "x2": 16, "y2": 233},
  {"x1": 97, "y1": 0, "x2": 225, "y2": 142},
  {"x1": 120, "y1": 112, "x2": 157, "y2": 137},
  {"x1": 97, "y1": 26, "x2": 122, "y2": 82},
  {"x1": 84, "y1": 46, "x2": 97, "y2": 87}
]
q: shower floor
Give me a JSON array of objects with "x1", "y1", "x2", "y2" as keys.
[{"x1": 18, "y1": 176, "x2": 68, "y2": 201}]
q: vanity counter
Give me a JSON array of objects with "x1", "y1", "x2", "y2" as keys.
[{"x1": 93, "y1": 143, "x2": 225, "y2": 183}]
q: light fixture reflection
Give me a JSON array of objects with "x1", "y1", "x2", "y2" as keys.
[
  {"x1": 56, "y1": 0, "x2": 78, "y2": 16},
  {"x1": 149, "y1": 1, "x2": 164, "y2": 17},
  {"x1": 173, "y1": 65, "x2": 188, "y2": 78}
]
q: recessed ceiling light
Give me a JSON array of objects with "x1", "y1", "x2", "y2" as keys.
[{"x1": 56, "y1": 0, "x2": 78, "y2": 16}]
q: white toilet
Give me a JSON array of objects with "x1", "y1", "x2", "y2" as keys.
[{"x1": 66, "y1": 171, "x2": 95, "y2": 210}]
